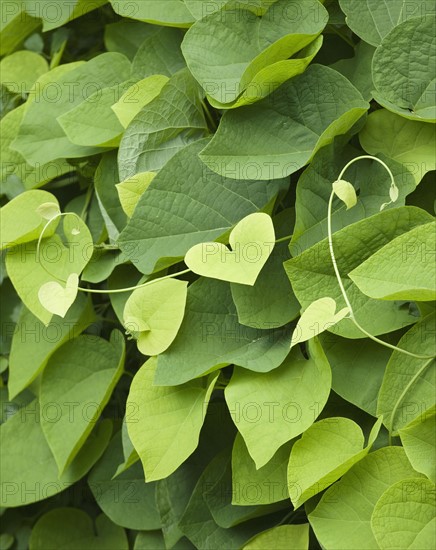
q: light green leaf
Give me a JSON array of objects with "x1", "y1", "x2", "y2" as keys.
[
  {"x1": 185, "y1": 213, "x2": 275, "y2": 285},
  {"x1": 360, "y1": 110, "x2": 436, "y2": 184},
  {"x1": 399, "y1": 406, "x2": 435, "y2": 483},
  {"x1": 23, "y1": 0, "x2": 107, "y2": 31},
  {"x1": 0, "y1": 401, "x2": 112, "y2": 507},
  {"x1": 109, "y1": 0, "x2": 195, "y2": 27},
  {"x1": 243, "y1": 524, "x2": 309, "y2": 550},
  {"x1": 0, "y1": 105, "x2": 72, "y2": 190},
  {"x1": 200, "y1": 65, "x2": 369, "y2": 180},
  {"x1": 88, "y1": 431, "x2": 161, "y2": 530},
  {"x1": 372, "y1": 16, "x2": 436, "y2": 122},
  {"x1": 104, "y1": 20, "x2": 156, "y2": 60},
  {"x1": 40, "y1": 331, "x2": 125, "y2": 474},
  {"x1": 184, "y1": 0, "x2": 278, "y2": 20},
  {"x1": 377, "y1": 311, "x2": 435, "y2": 432},
  {"x1": 29, "y1": 508, "x2": 128, "y2": 550},
  {"x1": 309, "y1": 446, "x2": 426, "y2": 550},
  {"x1": 332, "y1": 179, "x2": 357, "y2": 209},
  {"x1": 11, "y1": 53, "x2": 131, "y2": 165},
  {"x1": 209, "y1": 36, "x2": 323, "y2": 110},
  {"x1": 7, "y1": 295, "x2": 94, "y2": 399},
  {"x1": 36, "y1": 202, "x2": 61, "y2": 220},
  {"x1": 57, "y1": 83, "x2": 131, "y2": 148},
  {"x1": 231, "y1": 237, "x2": 300, "y2": 329},
  {"x1": 0, "y1": 190, "x2": 60, "y2": 249},
  {"x1": 182, "y1": 0, "x2": 327, "y2": 105},
  {"x1": 38, "y1": 272, "x2": 79, "y2": 318},
  {"x1": 126, "y1": 358, "x2": 217, "y2": 481},
  {"x1": 155, "y1": 277, "x2": 292, "y2": 386},
  {"x1": 225, "y1": 339, "x2": 331, "y2": 468},
  {"x1": 112, "y1": 76, "x2": 169, "y2": 128},
  {"x1": 118, "y1": 69, "x2": 207, "y2": 179},
  {"x1": 0, "y1": 51, "x2": 48, "y2": 93},
  {"x1": 118, "y1": 139, "x2": 288, "y2": 274},
  {"x1": 116, "y1": 172, "x2": 156, "y2": 217},
  {"x1": 232, "y1": 434, "x2": 291, "y2": 506},
  {"x1": 123, "y1": 278, "x2": 188, "y2": 356},
  {"x1": 291, "y1": 139, "x2": 416, "y2": 254},
  {"x1": 291, "y1": 297, "x2": 350, "y2": 347},
  {"x1": 288, "y1": 416, "x2": 382, "y2": 508},
  {"x1": 285, "y1": 206, "x2": 433, "y2": 338},
  {"x1": 339, "y1": 0, "x2": 430, "y2": 46},
  {"x1": 371, "y1": 478, "x2": 436, "y2": 549},
  {"x1": 349, "y1": 222, "x2": 436, "y2": 301},
  {"x1": 6, "y1": 215, "x2": 93, "y2": 325}
]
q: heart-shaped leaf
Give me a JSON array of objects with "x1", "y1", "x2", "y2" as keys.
[
  {"x1": 38, "y1": 273, "x2": 79, "y2": 318},
  {"x1": 123, "y1": 278, "x2": 188, "y2": 356},
  {"x1": 184, "y1": 213, "x2": 275, "y2": 285},
  {"x1": 291, "y1": 297, "x2": 350, "y2": 348}
]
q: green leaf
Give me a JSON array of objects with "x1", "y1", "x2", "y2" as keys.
[
  {"x1": 231, "y1": 238, "x2": 300, "y2": 329},
  {"x1": 339, "y1": 0, "x2": 430, "y2": 46},
  {"x1": 182, "y1": 0, "x2": 327, "y2": 105},
  {"x1": 118, "y1": 69, "x2": 207, "y2": 179},
  {"x1": 109, "y1": 0, "x2": 195, "y2": 27},
  {"x1": 320, "y1": 332, "x2": 390, "y2": 416},
  {"x1": 38, "y1": 272, "x2": 79, "y2": 318},
  {"x1": 288, "y1": 416, "x2": 382, "y2": 508},
  {"x1": 11, "y1": 53, "x2": 131, "y2": 165},
  {"x1": 40, "y1": 331, "x2": 125, "y2": 474},
  {"x1": 360, "y1": 109, "x2": 436, "y2": 184},
  {"x1": 0, "y1": 190, "x2": 60, "y2": 249},
  {"x1": 291, "y1": 297, "x2": 350, "y2": 347},
  {"x1": 131, "y1": 28, "x2": 185, "y2": 79},
  {"x1": 372, "y1": 16, "x2": 436, "y2": 122},
  {"x1": 0, "y1": 2, "x2": 39, "y2": 56},
  {"x1": 123, "y1": 278, "x2": 188, "y2": 356},
  {"x1": 225, "y1": 339, "x2": 331, "y2": 468},
  {"x1": 232, "y1": 434, "x2": 291, "y2": 505},
  {"x1": 6, "y1": 215, "x2": 93, "y2": 325},
  {"x1": 57, "y1": 83, "x2": 131, "y2": 148},
  {"x1": 377, "y1": 311, "x2": 436, "y2": 433},
  {"x1": 399, "y1": 407, "x2": 435, "y2": 483},
  {"x1": 0, "y1": 50, "x2": 48, "y2": 93},
  {"x1": 330, "y1": 41, "x2": 375, "y2": 101},
  {"x1": 29, "y1": 508, "x2": 128, "y2": 550},
  {"x1": 200, "y1": 65, "x2": 369, "y2": 180},
  {"x1": 116, "y1": 172, "x2": 156, "y2": 217},
  {"x1": 104, "y1": 21, "x2": 157, "y2": 60},
  {"x1": 126, "y1": 358, "x2": 217, "y2": 481},
  {"x1": 155, "y1": 277, "x2": 292, "y2": 386},
  {"x1": 243, "y1": 524, "x2": 309, "y2": 549},
  {"x1": 291, "y1": 139, "x2": 416, "y2": 254},
  {"x1": 88, "y1": 431, "x2": 161, "y2": 530},
  {"x1": 23, "y1": 0, "x2": 107, "y2": 31},
  {"x1": 309, "y1": 446, "x2": 425, "y2": 550},
  {"x1": 185, "y1": 213, "x2": 275, "y2": 285},
  {"x1": 0, "y1": 105, "x2": 72, "y2": 190},
  {"x1": 285, "y1": 206, "x2": 433, "y2": 338},
  {"x1": 0, "y1": 400, "x2": 112, "y2": 507},
  {"x1": 371, "y1": 478, "x2": 436, "y2": 549},
  {"x1": 134, "y1": 532, "x2": 166, "y2": 550},
  {"x1": 349, "y1": 222, "x2": 436, "y2": 301},
  {"x1": 118, "y1": 139, "x2": 288, "y2": 274},
  {"x1": 112, "y1": 76, "x2": 169, "y2": 128},
  {"x1": 7, "y1": 295, "x2": 94, "y2": 399}
]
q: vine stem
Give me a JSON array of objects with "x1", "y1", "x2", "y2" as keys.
[{"x1": 327, "y1": 156, "x2": 434, "y2": 361}]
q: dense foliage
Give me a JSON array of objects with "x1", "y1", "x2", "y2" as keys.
[{"x1": 0, "y1": 1, "x2": 435, "y2": 549}]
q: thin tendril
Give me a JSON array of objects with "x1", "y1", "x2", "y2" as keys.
[
  {"x1": 36, "y1": 212, "x2": 82, "y2": 281},
  {"x1": 327, "y1": 156, "x2": 434, "y2": 361}
]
